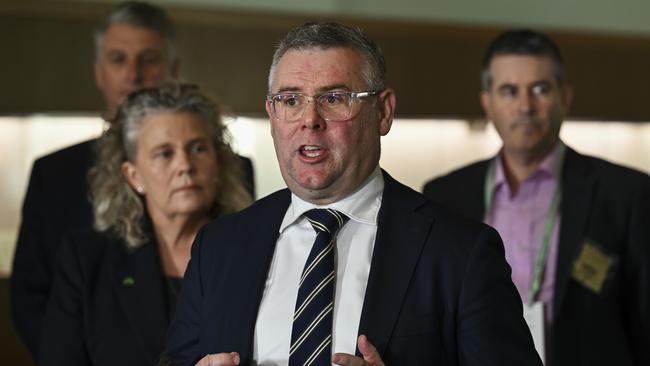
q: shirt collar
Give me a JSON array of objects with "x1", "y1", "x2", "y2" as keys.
[
  {"x1": 279, "y1": 166, "x2": 384, "y2": 233},
  {"x1": 494, "y1": 140, "x2": 565, "y2": 191}
]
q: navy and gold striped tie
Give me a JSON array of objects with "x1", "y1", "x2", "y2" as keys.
[{"x1": 289, "y1": 209, "x2": 349, "y2": 366}]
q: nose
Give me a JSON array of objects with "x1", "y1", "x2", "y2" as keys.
[
  {"x1": 518, "y1": 90, "x2": 536, "y2": 115},
  {"x1": 302, "y1": 98, "x2": 325, "y2": 130},
  {"x1": 175, "y1": 151, "x2": 194, "y2": 175},
  {"x1": 125, "y1": 59, "x2": 143, "y2": 85}
]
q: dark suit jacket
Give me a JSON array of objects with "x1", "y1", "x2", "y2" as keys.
[
  {"x1": 422, "y1": 147, "x2": 650, "y2": 366},
  {"x1": 163, "y1": 171, "x2": 542, "y2": 366},
  {"x1": 10, "y1": 138, "x2": 255, "y2": 360},
  {"x1": 39, "y1": 229, "x2": 170, "y2": 366}
]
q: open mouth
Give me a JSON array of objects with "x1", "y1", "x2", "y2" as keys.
[{"x1": 300, "y1": 145, "x2": 326, "y2": 158}]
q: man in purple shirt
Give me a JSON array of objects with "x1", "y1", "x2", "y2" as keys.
[{"x1": 423, "y1": 29, "x2": 650, "y2": 366}]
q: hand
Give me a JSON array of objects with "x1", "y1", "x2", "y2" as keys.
[
  {"x1": 332, "y1": 335, "x2": 385, "y2": 366},
  {"x1": 194, "y1": 352, "x2": 240, "y2": 366}
]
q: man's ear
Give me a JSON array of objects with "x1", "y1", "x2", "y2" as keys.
[
  {"x1": 265, "y1": 98, "x2": 274, "y2": 120},
  {"x1": 94, "y1": 61, "x2": 105, "y2": 92},
  {"x1": 561, "y1": 84, "x2": 574, "y2": 114},
  {"x1": 265, "y1": 98, "x2": 279, "y2": 136},
  {"x1": 378, "y1": 88, "x2": 396, "y2": 136},
  {"x1": 480, "y1": 90, "x2": 493, "y2": 121}
]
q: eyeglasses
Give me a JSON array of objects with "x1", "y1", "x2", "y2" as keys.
[{"x1": 266, "y1": 90, "x2": 380, "y2": 122}]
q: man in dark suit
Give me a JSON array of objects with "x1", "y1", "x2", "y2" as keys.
[
  {"x1": 163, "y1": 22, "x2": 541, "y2": 366},
  {"x1": 423, "y1": 29, "x2": 650, "y2": 366},
  {"x1": 10, "y1": 2, "x2": 255, "y2": 360}
]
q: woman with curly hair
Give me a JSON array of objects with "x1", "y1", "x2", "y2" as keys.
[{"x1": 39, "y1": 84, "x2": 251, "y2": 366}]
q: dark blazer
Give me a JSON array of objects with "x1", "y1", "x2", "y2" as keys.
[
  {"x1": 39, "y1": 229, "x2": 170, "y2": 366},
  {"x1": 163, "y1": 171, "x2": 542, "y2": 366},
  {"x1": 422, "y1": 147, "x2": 650, "y2": 366},
  {"x1": 10, "y1": 138, "x2": 255, "y2": 359}
]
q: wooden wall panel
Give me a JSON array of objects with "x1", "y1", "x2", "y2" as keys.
[{"x1": 1, "y1": 1, "x2": 650, "y2": 121}]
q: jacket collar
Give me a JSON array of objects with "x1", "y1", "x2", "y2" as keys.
[{"x1": 553, "y1": 147, "x2": 595, "y2": 320}]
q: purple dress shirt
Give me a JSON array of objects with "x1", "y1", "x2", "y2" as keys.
[{"x1": 484, "y1": 144, "x2": 563, "y2": 324}]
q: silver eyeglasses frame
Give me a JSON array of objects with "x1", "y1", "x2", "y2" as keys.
[{"x1": 266, "y1": 90, "x2": 381, "y2": 122}]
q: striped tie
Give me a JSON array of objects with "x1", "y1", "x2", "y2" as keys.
[{"x1": 289, "y1": 209, "x2": 349, "y2": 366}]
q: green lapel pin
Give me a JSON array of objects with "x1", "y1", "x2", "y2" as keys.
[{"x1": 122, "y1": 276, "x2": 136, "y2": 286}]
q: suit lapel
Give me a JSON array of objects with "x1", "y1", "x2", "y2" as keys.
[
  {"x1": 357, "y1": 172, "x2": 434, "y2": 356},
  {"x1": 111, "y1": 237, "x2": 168, "y2": 364},
  {"x1": 553, "y1": 148, "x2": 595, "y2": 321},
  {"x1": 222, "y1": 190, "x2": 291, "y2": 362},
  {"x1": 469, "y1": 159, "x2": 491, "y2": 221}
]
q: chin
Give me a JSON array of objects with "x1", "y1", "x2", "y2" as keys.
[
  {"x1": 296, "y1": 174, "x2": 336, "y2": 192},
  {"x1": 174, "y1": 198, "x2": 212, "y2": 214}
]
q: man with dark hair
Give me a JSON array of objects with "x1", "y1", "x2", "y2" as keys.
[
  {"x1": 10, "y1": 1, "x2": 254, "y2": 360},
  {"x1": 163, "y1": 22, "x2": 541, "y2": 366},
  {"x1": 423, "y1": 29, "x2": 650, "y2": 366}
]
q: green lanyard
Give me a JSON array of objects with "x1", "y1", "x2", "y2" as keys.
[{"x1": 483, "y1": 143, "x2": 566, "y2": 303}]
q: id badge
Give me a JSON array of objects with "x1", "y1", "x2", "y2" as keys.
[
  {"x1": 523, "y1": 302, "x2": 545, "y2": 364},
  {"x1": 572, "y1": 240, "x2": 615, "y2": 293}
]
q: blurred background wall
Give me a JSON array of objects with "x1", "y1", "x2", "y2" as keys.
[{"x1": 2, "y1": 0, "x2": 650, "y2": 119}]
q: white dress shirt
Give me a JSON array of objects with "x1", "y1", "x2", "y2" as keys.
[{"x1": 253, "y1": 167, "x2": 384, "y2": 365}]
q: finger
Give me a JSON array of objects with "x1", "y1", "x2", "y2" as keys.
[
  {"x1": 194, "y1": 352, "x2": 240, "y2": 366},
  {"x1": 331, "y1": 352, "x2": 365, "y2": 366},
  {"x1": 357, "y1": 335, "x2": 384, "y2": 366}
]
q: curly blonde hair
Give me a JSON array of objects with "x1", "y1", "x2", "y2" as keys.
[{"x1": 89, "y1": 83, "x2": 252, "y2": 249}]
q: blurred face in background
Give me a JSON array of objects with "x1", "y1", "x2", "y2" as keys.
[
  {"x1": 481, "y1": 55, "x2": 572, "y2": 160},
  {"x1": 95, "y1": 23, "x2": 178, "y2": 119},
  {"x1": 122, "y1": 112, "x2": 219, "y2": 223}
]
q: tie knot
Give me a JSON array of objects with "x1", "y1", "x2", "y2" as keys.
[{"x1": 304, "y1": 209, "x2": 349, "y2": 235}]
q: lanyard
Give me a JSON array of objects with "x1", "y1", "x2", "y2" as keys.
[{"x1": 483, "y1": 143, "x2": 566, "y2": 303}]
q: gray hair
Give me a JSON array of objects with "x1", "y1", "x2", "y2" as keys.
[
  {"x1": 89, "y1": 83, "x2": 252, "y2": 249},
  {"x1": 481, "y1": 29, "x2": 565, "y2": 91},
  {"x1": 268, "y1": 22, "x2": 387, "y2": 92},
  {"x1": 94, "y1": 1, "x2": 177, "y2": 63}
]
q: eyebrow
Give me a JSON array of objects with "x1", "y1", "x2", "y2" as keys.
[
  {"x1": 184, "y1": 137, "x2": 210, "y2": 147},
  {"x1": 138, "y1": 48, "x2": 164, "y2": 56},
  {"x1": 532, "y1": 80, "x2": 553, "y2": 86},
  {"x1": 148, "y1": 137, "x2": 208, "y2": 152},
  {"x1": 105, "y1": 49, "x2": 125, "y2": 56},
  {"x1": 274, "y1": 83, "x2": 352, "y2": 94},
  {"x1": 147, "y1": 143, "x2": 172, "y2": 155},
  {"x1": 496, "y1": 83, "x2": 516, "y2": 90},
  {"x1": 104, "y1": 48, "x2": 162, "y2": 56},
  {"x1": 497, "y1": 78, "x2": 554, "y2": 87}
]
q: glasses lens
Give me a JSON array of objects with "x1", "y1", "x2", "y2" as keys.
[
  {"x1": 271, "y1": 92, "x2": 364, "y2": 122},
  {"x1": 317, "y1": 92, "x2": 352, "y2": 121},
  {"x1": 273, "y1": 94, "x2": 305, "y2": 121}
]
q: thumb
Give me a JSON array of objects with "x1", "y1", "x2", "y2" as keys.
[{"x1": 357, "y1": 334, "x2": 381, "y2": 362}]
